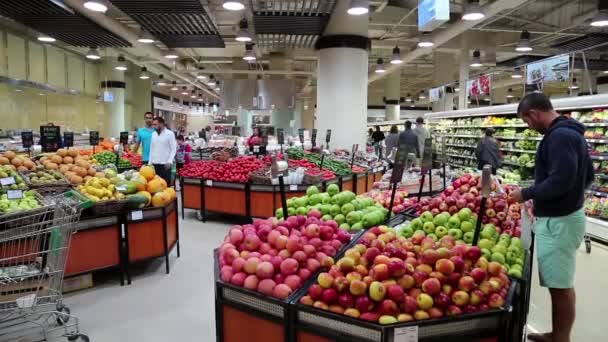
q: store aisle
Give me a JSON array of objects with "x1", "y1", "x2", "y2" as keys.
[{"x1": 59, "y1": 215, "x2": 608, "y2": 342}]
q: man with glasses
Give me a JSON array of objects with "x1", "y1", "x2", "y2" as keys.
[{"x1": 508, "y1": 93, "x2": 593, "y2": 342}]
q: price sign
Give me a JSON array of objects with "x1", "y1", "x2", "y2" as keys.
[
  {"x1": 260, "y1": 126, "x2": 269, "y2": 146},
  {"x1": 1, "y1": 177, "x2": 16, "y2": 186},
  {"x1": 89, "y1": 131, "x2": 99, "y2": 146},
  {"x1": 391, "y1": 142, "x2": 412, "y2": 183},
  {"x1": 63, "y1": 132, "x2": 74, "y2": 147},
  {"x1": 131, "y1": 210, "x2": 143, "y2": 221},
  {"x1": 277, "y1": 128, "x2": 285, "y2": 145},
  {"x1": 40, "y1": 125, "x2": 60, "y2": 152},
  {"x1": 253, "y1": 145, "x2": 260, "y2": 153},
  {"x1": 21, "y1": 131, "x2": 33, "y2": 149},
  {"x1": 298, "y1": 128, "x2": 304, "y2": 144},
  {"x1": 394, "y1": 326, "x2": 418, "y2": 342},
  {"x1": 311, "y1": 129, "x2": 318, "y2": 147},
  {"x1": 116, "y1": 185, "x2": 127, "y2": 192},
  {"x1": 7, "y1": 190, "x2": 23, "y2": 200},
  {"x1": 206, "y1": 180, "x2": 213, "y2": 187},
  {"x1": 325, "y1": 129, "x2": 332, "y2": 144},
  {"x1": 119, "y1": 131, "x2": 129, "y2": 145},
  {"x1": 421, "y1": 138, "x2": 433, "y2": 171},
  {"x1": 289, "y1": 184, "x2": 298, "y2": 191}
]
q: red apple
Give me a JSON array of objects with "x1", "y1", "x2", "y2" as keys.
[
  {"x1": 451, "y1": 290, "x2": 470, "y2": 307},
  {"x1": 387, "y1": 284, "x2": 405, "y2": 302},
  {"x1": 470, "y1": 268, "x2": 487, "y2": 284},
  {"x1": 379, "y1": 299, "x2": 399, "y2": 316},
  {"x1": 458, "y1": 276, "x2": 476, "y2": 292},
  {"x1": 355, "y1": 296, "x2": 374, "y2": 313},
  {"x1": 446, "y1": 305, "x2": 463, "y2": 316},
  {"x1": 435, "y1": 259, "x2": 455, "y2": 275},
  {"x1": 434, "y1": 292, "x2": 452, "y2": 309}
]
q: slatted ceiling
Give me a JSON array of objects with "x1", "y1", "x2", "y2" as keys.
[
  {"x1": 253, "y1": 15, "x2": 328, "y2": 35},
  {"x1": 110, "y1": 0, "x2": 224, "y2": 48},
  {"x1": 0, "y1": 0, "x2": 130, "y2": 47},
  {"x1": 551, "y1": 33, "x2": 608, "y2": 53}
]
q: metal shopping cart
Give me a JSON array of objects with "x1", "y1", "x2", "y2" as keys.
[{"x1": 0, "y1": 191, "x2": 91, "y2": 342}]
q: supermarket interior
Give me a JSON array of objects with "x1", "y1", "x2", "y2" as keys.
[{"x1": 1, "y1": 0, "x2": 608, "y2": 341}]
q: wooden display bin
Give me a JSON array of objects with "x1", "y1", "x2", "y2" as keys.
[
  {"x1": 204, "y1": 181, "x2": 248, "y2": 217},
  {"x1": 340, "y1": 176, "x2": 353, "y2": 192},
  {"x1": 250, "y1": 184, "x2": 278, "y2": 218},
  {"x1": 182, "y1": 178, "x2": 203, "y2": 211},
  {"x1": 354, "y1": 172, "x2": 368, "y2": 195}
]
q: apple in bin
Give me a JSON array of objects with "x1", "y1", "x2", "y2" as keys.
[{"x1": 451, "y1": 290, "x2": 470, "y2": 306}]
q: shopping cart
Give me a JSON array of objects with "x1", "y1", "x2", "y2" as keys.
[{"x1": 0, "y1": 191, "x2": 91, "y2": 342}]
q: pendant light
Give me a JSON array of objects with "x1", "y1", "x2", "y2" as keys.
[
  {"x1": 454, "y1": 86, "x2": 460, "y2": 92},
  {"x1": 85, "y1": 47, "x2": 101, "y2": 60},
  {"x1": 591, "y1": 1, "x2": 608, "y2": 27},
  {"x1": 405, "y1": 94, "x2": 412, "y2": 102},
  {"x1": 115, "y1": 55, "x2": 127, "y2": 71},
  {"x1": 156, "y1": 74, "x2": 167, "y2": 86},
  {"x1": 418, "y1": 32, "x2": 434, "y2": 48},
  {"x1": 470, "y1": 50, "x2": 483, "y2": 67},
  {"x1": 208, "y1": 75, "x2": 217, "y2": 87},
  {"x1": 83, "y1": 0, "x2": 108, "y2": 13},
  {"x1": 390, "y1": 46, "x2": 403, "y2": 65},
  {"x1": 243, "y1": 43, "x2": 256, "y2": 61},
  {"x1": 139, "y1": 67, "x2": 150, "y2": 80},
  {"x1": 215, "y1": 81, "x2": 221, "y2": 92},
  {"x1": 164, "y1": 50, "x2": 179, "y2": 59},
  {"x1": 506, "y1": 88, "x2": 515, "y2": 98},
  {"x1": 419, "y1": 90, "x2": 426, "y2": 99},
  {"x1": 180, "y1": 87, "x2": 188, "y2": 95},
  {"x1": 511, "y1": 67, "x2": 524, "y2": 79},
  {"x1": 37, "y1": 36, "x2": 56, "y2": 43},
  {"x1": 236, "y1": 19, "x2": 253, "y2": 42},
  {"x1": 171, "y1": 81, "x2": 178, "y2": 91},
  {"x1": 137, "y1": 31, "x2": 155, "y2": 44},
  {"x1": 348, "y1": 0, "x2": 369, "y2": 16},
  {"x1": 190, "y1": 90, "x2": 197, "y2": 99},
  {"x1": 223, "y1": 1, "x2": 245, "y2": 11},
  {"x1": 375, "y1": 58, "x2": 386, "y2": 73},
  {"x1": 569, "y1": 78, "x2": 580, "y2": 90},
  {"x1": 462, "y1": 0, "x2": 484, "y2": 21},
  {"x1": 196, "y1": 68, "x2": 207, "y2": 79},
  {"x1": 515, "y1": 30, "x2": 533, "y2": 52}
]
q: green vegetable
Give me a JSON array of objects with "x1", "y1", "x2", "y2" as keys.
[
  {"x1": 94, "y1": 151, "x2": 118, "y2": 166},
  {"x1": 126, "y1": 194, "x2": 148, "y2": 209}
]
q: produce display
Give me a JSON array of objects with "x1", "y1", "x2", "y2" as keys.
[
  {"x1": 0, "y1": 166, "x2": 28, "y2": 191},
  {"x1": 299, "y1": 225, "x2": 513, "y2": 323},
  {"x1": 93, "y1": 151, "x2": 118, "y2": 166},
  {"x1": 0, "y1": 151, "x2": 36, "y2": 171},
  {"x1": 0, "y1": 190, "x2": 41, "y2": 214},
  {"x1": 38, "y1": 149, "x2": 99, "y2": 185},
  {"x1": 122, "y1": 151, "x2": 143, "y2": 168},
  {"x1": 278, "y1": 185, "x2": 389, "y2": 232},
  {"x1": 217, "y1": 214, "x2": 353, "y2": 299},
  {"x1": 179, "y1": 156, "x2": 265, "y2": 183},
  {"x1": 362, "y1": 189, "x2": 417, "y2": 214},
  {"x1": 287, "y1": 148, "x2": 353, "y2": 177},
  {"x1": 21, "y1": 169, "x2": 69, "y2": 187}
]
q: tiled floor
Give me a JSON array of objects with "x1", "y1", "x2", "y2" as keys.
[{"x1": 54, "y1": 212, "x2": 608, "y2": 341}]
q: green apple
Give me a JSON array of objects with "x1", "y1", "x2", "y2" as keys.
[
  {"x1": 460, "y1": 221, "x2": 474, "y2": 233},
  {"x1": 341, "y1": 203, "x2": 355, "y2": 215},
  {"x1": 340, "y1": 223, "x2": 351, "y2": 230},
  {"x1": 327, "y1": 183, "x2": 339, "y2": 196},
  {"x1": 433, "y1": 214, "x2": 448, "y2": 227},
  {"x1": 457, "y1": 208, "x2": 472, "y2": 222},
  {"x1": 463, "y1": 231, "x2": 474, "y2": 244},
  {"x1": 478, "y1": 238, "x2": 494, "y2": 250},
  {"x1": 435, "y1": 226, "x2": 448, "y2": 238},
  {"x1": 308, "y1": 194, "x2": 321, "y2": 205},
  {"x1": 322, "y1": 214, "x2": 332, "y2": 221},
  {"x1": 423, "y1": 221, "x2": 436, "y2": 234},
  {"x1": 346, "y1": 211, "x2": 361, "y2": 225},
  {"x1": 334, "y1": 214, "x2": 346, "y2": 225},
  {"x1": 306, "y1": 185, "x2": 320, "y2": 196},
  {"x1": 288, "y1": 207, "x2": 296, "y2": 215},
  {"x1": 447, "y1": 216, "x2": 461, "y2": 230},
  {"x1": 499, "y1": 233, "x2": 511, "y2": 244},
  {"x1": 491, "y1": 252, "x2": 506, "y2": 264},
  {"x1": 421, "y1": 211, "x2": 434, "y2": 222},
  {"x1": 480, "y1": 226, "x2": 496, "y2": 240},
  {"x1": 329, "y1": 204, "x2": 341, "y2": 216},
  {"x1": 296, "y1": 207, "x2": 308, "y2": 215},
  {"x1": 481, "y1": 248, "x2": 492, "y2": 260},
  {"x1": 508, "y1": 268, "x2": 522, "y2": 279},
  {"x1": 448, "y1": 229, "x2": 463, "y2": 240},
  {"x1": 410, "y1": 218, "x2": 424, "y2": 230},
  {"x1": 351, "y1": 222, "x2": 363, "y2": 231},
  {"x1": 400, "y1": 226, "x2": 414, "y2": 238},
  {"x1": 427, "y1": 233, "x2": 438, "y2": 242},
  {"x1": 492, "y1": 244, "x2": 508, "y2": 255}
]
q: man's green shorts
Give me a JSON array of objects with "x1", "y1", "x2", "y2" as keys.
[{"x1": 533, "y1": 208, "x2": 586, "y2": 289}]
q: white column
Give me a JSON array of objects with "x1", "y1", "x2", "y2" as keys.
[
  {"x1": 385, "y1": 71, "x2": 400, "y2": 121},
  {"x1": 316, "y1": 0, "x2": 369, "y2": 150},
  {"x1": 101, "y1": 61, "x2": 125, "y2": 138},
  {"x1": 432, "y1": 52, "x2": 455, "y2": 112},
  {"x1": 458, "y1": 35, "x2": 469, "y2": 110}
]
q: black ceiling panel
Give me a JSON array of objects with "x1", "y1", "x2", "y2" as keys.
[
  {"x1": 253, "y1": 14, "x2": 329, "y2": 35},
  {"x1": 0, "y1": 0, "x2": 131, "y2": 47},
  {"x1": 551, "y1": 33, "x2": 608, "y2": 53},
  {"x1": 110, "y1": 0, "x2": 224, "y2": 48},
  {"x1": 497, "y1": 55, "x2": 549, "y2": 67}
]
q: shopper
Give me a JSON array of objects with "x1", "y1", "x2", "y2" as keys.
[
  {"x1": 475, "y1": 128, "x2": 502, "y2": 174},
  {"x1": 384, "y1": 125, "x2": 400, "y2": 160},
  {"x1": 397, "y1": 121, "x2": 420, "y2": 166},
  {"x1": 413, "y1": 117, "x2": 430, "y2": 161},
  {"x1": 175, "y1": 135, "x2": 192, "y2": 190},
  {"x1": 371, "y1": 126, "x2": 385, "y2": 156},
  {"x1": 508, "y1": 93, "x2": 594, "y2": 342},
  {"x1": 149, "y1": 117, "x2": 177, "y2": 185},
  {"x1": 134, "y1": 112, "x2": 155, "y2": 164}
]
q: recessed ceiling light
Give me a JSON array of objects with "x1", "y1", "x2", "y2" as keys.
[
  {"x1": 569, "y1": 78, "x2": 580, "y2": 90},
  {"x1": 419, "y1": 90, "x2": 426, "y2": 99},
  {"x1": 156, "y1": 74, "x2": 167, "y2": 86},
  {"x1": 454, "y1": 87, "x2": 460, "y2": 92},
  {"x1": 208, "y1": 75, "x2": 216, "y2": 86},
  {"x1": 462, "y1": 0, "x2": 484, "y2": 21},
  {"x1": 171, "y1": 81, "x2": 178, "y2": 91},
  {"x1": 37, "y1": 36, "x2": 56, "y2": 43},
  {"x1": 85, "y1": 47, "x2": 101, "y2": 60},
  {"x1": 38, "y1": 93, "x2": 46, "y2": 96},
  {"x1": 515, "y1": 30, "x2": 533, "y2": 52},
  {"x1": 506, "y1": 88, "x2": 515, "y2": 98},
  {"x1": 348, "y1": 0, "x2": 369, "y2": 15},
  {"x1": 390, "y1": 46, "x2": 403, "y2": 65},
  {"x1": 470, "y1": 50, "x2": 483, "y2": 67},
  {"x1": 83, "y1": 1, "x2": 108, "y2": 13},
  {"x1": 139, "y1": 67, "x2": 150, "y2": 79},
  {"x1": 190, "y1": 90, "x2": 197, "y2": 98},
  {"x1": 375, "y1": 58, "x2": 386, "y2": 73},
  {"x1": 164, "y1": 50, "x2": 179, "y2": 59},
  {"x1": 223, "y1": 1, "x2": 245, "y2": 11},
  {"x1": 418, "y1": 32, "x2": 434, "y2": 48},
  {"x1": 115, "y1": 55, "x2": 127, "y2": 71},
  {"x1": 405, "y1": 93, "x2": 412, "y2": 102},
  {"x1": 196, "y1": 72, "x2": 207, "y2": 79},
  {"x1": 15, "y1": 89, "x2": 22, "y2": 92}
]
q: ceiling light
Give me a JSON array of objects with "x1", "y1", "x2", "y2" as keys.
[
  {"x1": 418, "y1": 32, "x2": 434, "y2": 48},
  {"x1": 190, "y1": 90, "x2": 197, "y2": 98},
  {"x1": 139, "y1": 67, "x2": 150, "y2": 79},
  {"x1": 223, "y1": 1, "x2": 245, "y2": 11},
  {"x1": 85, "y1": 47, "x2": 101, "y2": 60},
  {"x1": 569, "y1": 78, "x2": 579, "y2": 90},
  {"x1": 196, "y1": 71, "x2": 207, "y2": 79},
  {"x1": 506, "y1": 88, "x2": 515, "y2": 98},
  {"x1": 470, "y1": 50, "x2": 483, "y2": 67},
  {"x1": 164, "y1": 50, "x2": 179, "y2": 59},
  {"x1": 454, "y1": 87, "x2": 460, "y2": 92},
  {"x1": 156, "y1": 74, "x2": 167, "y2": 86},
  {"x1": 171, "y1": 81, "x2": 178, "y2": 91},
  {"x1": 83, "y1": 1, "x2": 108, "y2": 13},
  {"x1": 462, "y1": 0, "x2": 484, "y2": 21},
  {"x1": 419, "y1": 90, "x2": 426, "y2": 99},
  {"x1": 243, "y1": 43, "x2": 256, "y2": 61},
  {"x1": 511, "y1": 67, "x2": 524, "y2": 79},
  {"x1": 37, "y1": 36, "x2": 56, "y2": 43},
  {"x1": 375, "y1": 58, "x2": 386, "y2": 73},
  {"x1": 348, "y1": 0, "x2": 369, "y2": 16},
  {"x1": 591, "y1": 10, "x2": 608, "y2": 27},
  {"x1": 405, "y1": 93, "x2": 412, "y2": 102},
  {"x1": 390, "y1": 46, "x2": 403, "y2": 65},
  {"x1": 236, "y1": 19, "x2": 253, "y2": 42},
  {"x1": 137, "y1": 31, "x2": 155, "y2": 44},
  {"x1": 15, "y1": 89, "x2": 22, "y2": 92},
  {"x1": 515, "y1": 30, "x2": 533, "y2": 52},
  {"x1": 208, "y1": 75, "x2": 216, "y2": 87},
  {"x1": 181, "y1": 87, "x2": 189, "y2": 95},
  {"x1": 115, "y1": 55, "x2": 127, "y2": 71}
]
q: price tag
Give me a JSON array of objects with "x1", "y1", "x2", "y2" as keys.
[
  {"x1": 7, "y1": 190, "x2": 23, "y2": 200},
  {"x1": 206, "y1": 180, "x2": 213, "y2": 187},
  {"x1": 116, "y1": 186, "x2": 127, "y2": 192},
  {"x1": 391, "y1": 142, "x2": 412, "y2": 183},
  {"x1": 277, "y1": 128, "x2": 285, "y2": 145},
  {"x1": 394, "y1": 326, "x2": 418, "y2": 342},
  {"x1": 131, "y1": 210, "x2": 143, "y2": 221},
  {"x1": 89, "y1": 131, "x2": 99, "y2": 146},
  {"x1": 21, "y1": 131, "x2": 33, "y2": 148},
  {"x1": 120, "y1": 131, "x2": 129, "y2": 145},
  {"x1": 289, "y1": 184, "x2": 298, "y2": 191},
  {"x1": 63, "y1": 132, "x2": 74, "y2": 147},
  {"x1": 0, "y1": 177, "x2": 16, "y2": 186}
]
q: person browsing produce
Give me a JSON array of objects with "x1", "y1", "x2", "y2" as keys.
[
  {"x1": 475, "y1": 128, "x2": 502, "y2": 174},
  {"x1": 371, "y1": 126, "x2": 385, "y2": 156},
  {"x1": 397, "y1": 121, "x2": 420, "y2": 163},
  {"x1": 175, "y1": 135, "x2": 192, "y2": 172},
  {"x1": 413, "y1": 117, "x2": 430, "y2": 164},
  {"x1": 149, "y1": 117, "x2": 177, "y2": 185},
  {"x1": 384, "y1": 125, "x2": 399, "y2": 161},
  {"x1": 133, "y1": 112, "x2": 155, "y2": 164},
  {"x1": 508, "y1": 93, "x2": 594, "y2": 342}
]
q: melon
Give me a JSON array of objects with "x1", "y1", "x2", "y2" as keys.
[
  {"x1": 74, "y1": 166, "x2": 88, "y2": 177},
  {"x1": 136, "y1": 191, "x2": 152, "y2": 206},
  {"x1": 17, "y1": 165, "x2": 28, "y2": 172},
  {"x1": 11, "y1": 158, "x2": 23, "y2": 167},
  {"x1": 126, "y1": 194, "x2": 149, "y2": 209},
  {"x1": 88, "y1": 168, "x2": 97, "y2": 176},
  {"x1": 146, "y1": 178, "x2": 164, "y2": 194},
  {"x1": 3, "y1": 151, "x2": 16, "y2": 160},
  {"x1": 68, "y1": 149, "x2": 79, "y2": 157},
  {"x1": 51, "y1": 155, "x2": 63, "y2": 164},
  {"x1": 57, "y1": 149, "x2": 68, "y2": 157},
  {"x1": 151, "y1": 191, "x2": 170, "y2": 207},
  {"x1": 59, "y1": 165, "x2": 70, "y2": 173},
  {"x1": 23, "y1": 160, "x2": 35, "y2": 170},
  {"x1": 140, "y1": 165, "x2": 156, "y2": 181},
  {"x1": 63, "y1": 156, "x2": 74, "y2": 164},
  {"x1": 46, "y1": 162, "x2": 58, "y2": 170},
  {"x1": 0, "y1": 157, "x2": 9, "y2": 165},
  {"x1": 164, "y1": 187, "x2": 176, "y2": 201},
  {"x1": 70, "y1": 175, "x2": 83, "y2": 185}
]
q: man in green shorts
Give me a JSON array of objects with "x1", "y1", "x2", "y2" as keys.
[{"x1": 509, "y1": 93, "x2": 594, "y2": 342}]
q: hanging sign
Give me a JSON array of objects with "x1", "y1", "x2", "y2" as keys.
[
  {"x1": 21, "y1": 131, "x2": 33, "y2": 149},
  {"x1": 89, "y1": 131, "x2": 99, "y2": 146},
  {"x1": 467, "y1": 75, "x2": 491, "y2": 97},
  {"x1": 418, "y1": 0, "x2": 450, "y2": 31},
  {"x1": 526, "y1": 55, "x2": 570, "y2": 85},
  {"x1": 277, "y1": 128, "x2": 285, "y2": 145},
  {"x1": 63, "y1": 132, "x2": 74, "y2": 147},
  {"x1": 429, "y1": 86, "x2": 445, "y2": 102},
  {"x1": 40, "y1": 125, "x2": 60, "y2": 152}
]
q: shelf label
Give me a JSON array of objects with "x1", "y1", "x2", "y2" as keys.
[
  {"x1": 391, "y1": 142, "x2": 413, "y2": 183},
  {"x1": 206, "y1": 180, "x2": 213, "y2": 187},
  {"x1": 7, "y1": 190, "x2": 23, "y2": 200},
  {"x1": 116, "y1": 186, "x2": 127, "y2": 192},
  {"x1": 0, "y1": 177, "x2": 16, "y2": 186},
  {"x1": 311, "y1": 128, "x2": 317, "y2": 147},
  {"x1": 298, "y1": 128, "x2": 304, "y2": 144},
  {"x1": 394, "y1": 326, "x2": 418, "y2": 342},
  {"x1": 253, "y1": 145, "x2": 260, "y2": 153},
  {"x1": 325, "y1": 129, "x2": 331, "y2": 144},
  {"x1": 131, "y1": 210, "x2": 143, "y2": 221},
  {"x1": 289, "y1": 184, "x2": 298, "y2": 191}
]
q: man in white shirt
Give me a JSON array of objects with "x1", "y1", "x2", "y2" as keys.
[{"x1": 149, "y1": 117, "x2": 177, "y2": 184}]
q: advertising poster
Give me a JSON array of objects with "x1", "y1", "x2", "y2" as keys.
[
  {"x1": 467, "y1": 75, "x2": 491, "y2": 97},
  {"x1": 526, "y1": 55, "x2": 570, "y2": 85},
  {"x1": 429, "y1": 86, "x2": 445, "y2": 102}
]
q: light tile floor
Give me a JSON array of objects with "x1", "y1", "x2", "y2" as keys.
[{"x1": 55, "y1": 212, "x2": 608, "y2": 342}]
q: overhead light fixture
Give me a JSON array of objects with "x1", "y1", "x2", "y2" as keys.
[
  {"x1": 506, "y1": 88, "x2": 515, "y2": 98},
  {"x1": 85, "y1": 47, "x2": 101, "y2": 60},
  {"x1": 37, "y1": 36, "x2": 56, "y2": 43},
  {"x1": 454, "y1": 87, "x2": 460, "y2": 92},
  {"x1": 236, "y1": 19, "x2": 253, "y2": 42},
  {"x1": 569, "y1": 78, "x2": 580, "y2": 90},
  {"x1": 223, "y1": 1, "x2": 245, "y2": 11},
  {"x1": 115, "y1": 55, "x2": 127, "y2": 71},
  {"x1": 196, "y1": 71, "x2": 207, "y2": 79},
  {"x1": 171, "y1": 81, "x2": 178, "y2": 91},
  {"x1": 139, "y1": 67, "x2": 150, "y2": 80},
  {"x1": 515, "y1": 30, "x2": 533, "y2": 52},
  {"x1": 390, "y1": 46, "x2": 403, "y2": 65},
  {"x1": 470, "y1": 50, "x2": 483, "y2": 67},
  {"x1": 208, "y1": 75, "x2": 217, "y2": 87},
  {"x1": 243, "y1": 43, "x2": 256, "y2": 61},
  {"x1": 418, "y1": 32, "x2": 434, "y2": 48},
  {"x1": 181, "y1": 87, "x2": 189, "y2": 95},
  {"x1": 190, "y1": 90, "x2": 197, "y2": 98},
  {"x1": 405, "y1": 93, "x2": 412, "y2": 102},
  {"x1": 164, "y1": 50, "x2": 179, "y2": 59},
  {"x1": 462, "y1": 0, "x2": 484, "y2": 21},
  {"x1": 419, "y1": 90, "x2": 426, "y2": 99},
  {"x1": 83, "y1": 1, "x2": 108, "y2": 13},
  {"x1": 375, "y1": 58, "x2": 386, "y2": 73},
  {"x1": 348, "y1": 0, "x2": 369, "y2": 16},
  {"x1": 591, "y1": 1, "x2": 608, "y2": 27},
  {"x1": 137, "y1": 31, "x2": 155, "y2": 44},
  {"x1": 156, "y1": 74, "x2": 167, "y2": 86},
  {"x1": 511, "y1": 67, "x2": 524, "y2": 79}
]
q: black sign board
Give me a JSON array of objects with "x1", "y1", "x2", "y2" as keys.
[
  {"x1": 250, "y1": 144, "x2": 266, "y2": 156},
  {"x1": 89, "y1": 131, "x2": 99, "y2": 146},
  {"x1": 63, "y1": 132, "x2": 74, "y2": 147},
  {"x1": 298, "y1": 129, "x2": 304, "y2": 144},
  {"x1": 325, "y1": 129, "x2": 332, "y2": 144},
  {"x1": 260, "y1": 126, "x2": 268, "y2": 146},
  {"x1": 120, "y1": 131, "x2": 129, "y2": 145},
  {"x1": 311, "y1": 129, "x2": 318, "y2": 147},
  {"x1": 21, "y1": 131, "x2": 33, "y2": 149},
  {"x1": 40, "y1": 125, "x2": 60, "y2": 152},
  {"x1": 421, "y1": 138, "x2": 433, "y2": 171},
  {"x1": 277, "y1": 128, "x2": 285, "y2": 145},
  {"x1": 391, "y1": 142, "x2": 412, "y2": 183}
]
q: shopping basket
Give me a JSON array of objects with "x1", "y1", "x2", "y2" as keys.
[{"x1": 0, "y1": 191, "x2": 92, "y2": 342}]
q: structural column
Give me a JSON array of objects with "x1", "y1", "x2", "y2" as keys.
[
  {"x1": 316, "y1": 0, "x2": 369, "y2": 150},
  {"x1": 385, "y1": 71, "x2": 400, "y2": 121},
  {"x1": 458, "y1": 35, "x2": 470, "y2": 110},
  {"x1": 432, "y1": 52, "x2": 455, "y2": 112},
  {"x1": 101, "y1": 61, "x2": 126, "y2": 138}
]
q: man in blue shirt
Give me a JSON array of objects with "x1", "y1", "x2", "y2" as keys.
[{"x1": 133, "y1": 112, "x2": 155, "y2": 163}]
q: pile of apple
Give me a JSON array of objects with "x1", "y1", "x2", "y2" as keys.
[
  {"x1": 414, "y1": 173, "x2": 522, "y2": 237},
  {"x1": 218, "y1": 215, "x2": 352, "y2": 299},
  {"x1": 299, "y1": 226, "x2": 511, "y2": 324},
  {"x1": 363, "y1": 189, "x2": 418, "y2": 214}
]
